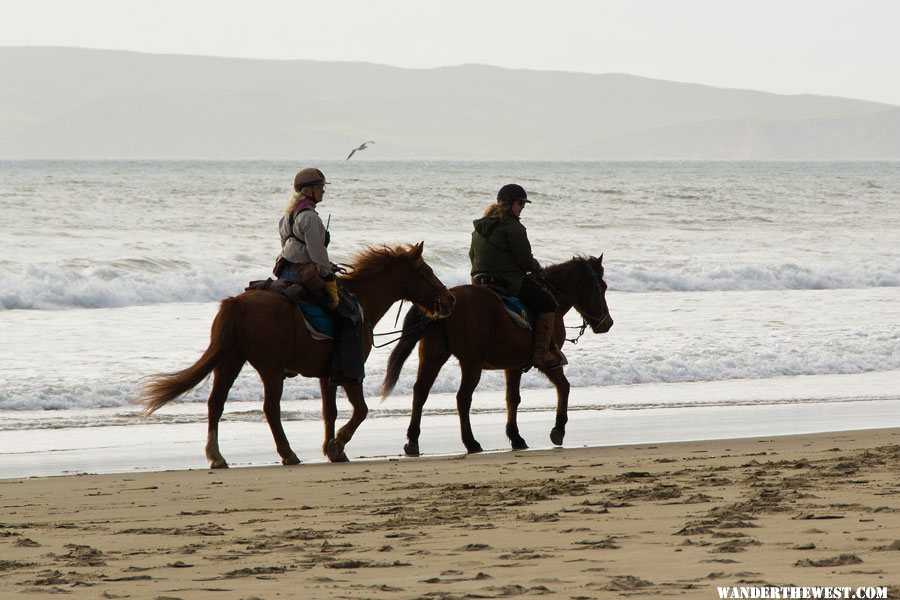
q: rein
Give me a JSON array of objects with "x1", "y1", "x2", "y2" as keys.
[
  {"x1": 369, "y1": 325, "x2": 430, "y2": 348},
  {"x1": 367, "y1": 261, "x2": 451, "y2": 349},
  {"x1": 368, "y1": 308, "x2": 440, "y2": 348},
  {"x1": 565, "y1": 321, "x2": 590, "y2": 345}
]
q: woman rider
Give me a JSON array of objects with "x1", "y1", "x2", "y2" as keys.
[
  {"x1": 469, "y1": 183, "x2": 566, "y2": 370},
  {"x1": 277, "y1": 168, "x2": 338, "y2": 306},
  {"x1": 276, "y1": 167, "x2": 365, "y2": 384}
]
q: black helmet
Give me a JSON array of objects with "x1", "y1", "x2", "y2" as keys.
[
  {"x1": 294, "y1": 168, "x2": 329, "y2": 192},
  {"x1": 497, "y1": 183, "x2": 530, "y2": 205}
]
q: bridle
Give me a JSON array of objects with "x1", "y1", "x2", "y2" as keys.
[
  {"x1": 543, "y1": 258, "x2": 611, "y2": 344},
  {"x1": 369, "y1": 258, "x2": 452, "y2": 348},
  {"x1": 407, "y1": 257, "x2": 452, "y2": 319}
]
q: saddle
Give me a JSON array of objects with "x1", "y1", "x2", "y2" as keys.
[
  {"x1": 472, "y1": 275, "x2": 533, "y2": 329},
  {"x1": 246, "y1": 278, "x2": 334, "y2": 339},
  {"x1": 246, "y1": 279, "x2": 366, "y2": 384}
]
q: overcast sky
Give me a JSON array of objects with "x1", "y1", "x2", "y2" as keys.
[{"x1": 4, "y1": 0, "x2": 899, "y2": 106}]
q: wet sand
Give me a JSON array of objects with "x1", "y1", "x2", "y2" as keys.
[{"x1": 1, "y1": 429, "x2": 898, "y2": 599}]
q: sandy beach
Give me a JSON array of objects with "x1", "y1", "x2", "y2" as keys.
[{"x1": 0, "y1": 429, "x2": 897, "y2": 599}]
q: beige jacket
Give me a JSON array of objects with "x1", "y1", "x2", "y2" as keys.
[{"x1": 278, "y1": 205, "x2": 332, "y2": 277}]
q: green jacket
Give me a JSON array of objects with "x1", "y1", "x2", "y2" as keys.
[{"x1": 469, "y1": 215, "x2": 540, "y2": 295}]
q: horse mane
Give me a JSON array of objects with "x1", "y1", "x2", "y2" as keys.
[
  {"x1": 544, "y1": 255, "x2": 588, "y2": 289},
  {"x1": 340, "y1": 244, "x2": 419, "y2": 282}
]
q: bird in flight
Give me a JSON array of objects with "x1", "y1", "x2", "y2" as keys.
[{"x1": 346, "y1": 141, "x2": 375, "y2": 161}]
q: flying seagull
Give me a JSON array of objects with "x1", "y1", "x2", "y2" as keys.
[{"x1": 346, "y1": 141, "x2": 374, "y2": 161}]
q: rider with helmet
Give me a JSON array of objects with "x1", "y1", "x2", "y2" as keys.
[
  {"x1": 278, "y1": 168, "x2": 339, "y2": 308},
  {"x1": 277, "y1": 167, "x2": 365, "y2": 384},
  {"x1": 469, "y1": 184, "x2": 566, "y2": 370}
]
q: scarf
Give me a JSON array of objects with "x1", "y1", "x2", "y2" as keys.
[{"x1": 293, "y1": 196, "x2": 317, "y2": 214}]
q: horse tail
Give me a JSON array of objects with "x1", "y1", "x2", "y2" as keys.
[
  {"x1": 380, "y1": 305, "x2": 435, "y2": 400},
  {"x1": 140, "y1": 297, "x2": 242, "y2": 416}
]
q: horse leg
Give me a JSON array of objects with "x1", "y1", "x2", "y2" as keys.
[
  {"x1": 205, "y1": 356, "x2": 243, "y2": 469},
  {"x1": 405, "y1": 340, "x2": 451, "y2": 457},
  {"x1": 542, "y1": 366, "x2": 571, "y2": 446},
  {"x1": 326, "y1": 381, "x2": 367, "y2": 463},
  {"x1": 456, "y1": 364, "x2": 484, "y2": 454},
  {"x1": 504, "y1": 369, "x2": 528, "y2": 450},
  {"x1": 260, "y1": 370, "x2": 300, "y2": 465},
  {"x1": 319, "y1": 377, "x2": 339, "y2": 457}
]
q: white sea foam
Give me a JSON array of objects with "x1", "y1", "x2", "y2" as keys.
[
  {"x1": 1, "y1": 288, "x2": 898, "y2": 415},
  {"x1": 611, "y1": 260, "x2": 900, "y2": 292},
  {"x1": 2, "y1": 258, "x2": 898, "y2": 310},
  {"x1": 0, "y1": 262, "x2": 249, "y2": 310}
]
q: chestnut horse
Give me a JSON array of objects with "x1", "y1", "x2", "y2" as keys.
[
  {"x1": 139, "y1": 243, "x2": 455, "y2": 466},
  {"x1": 381, "y1": 255, "x2": 612, "y2": 456}
]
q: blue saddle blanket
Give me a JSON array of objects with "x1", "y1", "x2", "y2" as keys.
[
  {"x1": 499, "y1": 295, "x2": 533, "y2": 328},
  {"x1": 298, "y1": 302, "x2": 335, "y2": 338}
]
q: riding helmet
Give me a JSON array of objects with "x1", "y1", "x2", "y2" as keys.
[
  {"x1": 497, "y1": 183, "x2": 530, "y2": 204},
  {"x1": 294, "y1": 168, "x2": 329, "y2": 192}
]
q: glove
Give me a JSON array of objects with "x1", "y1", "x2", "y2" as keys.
[{"x1": 324, "y1": 280, "x2": 340, "y2": 309}]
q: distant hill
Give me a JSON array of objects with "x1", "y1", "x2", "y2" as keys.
[{"x1": 1, "y1": 47, "x2": 898, "y2": 160}]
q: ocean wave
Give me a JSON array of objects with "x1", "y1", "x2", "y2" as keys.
[
  {"x1": 0, "y1": 262, "x2": 249, "y2": 310},
  {"x1": 1, "y1": 325, "x2": 897, "y2": 413},
  {"x1": 610, "y1": 261, "x2": 900, "y2": 293},
  {"x1": 2, "y1": 259, "x2": 898, "y2": 310}
]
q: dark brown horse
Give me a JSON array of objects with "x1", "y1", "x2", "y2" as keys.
[
  {"x1": 139, "y1": 243, "x2": 455, "y2": 466},
  {"x1": 381, "y1": 255, "x2": 612, "y2": 456}
]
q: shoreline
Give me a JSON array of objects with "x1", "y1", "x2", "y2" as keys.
[
  {"x1": 0, "y1": 429, "x2": 897, "y2": 598},
  {"x1": 2, "y1": 392, "x2": 899, "y2": 479}
]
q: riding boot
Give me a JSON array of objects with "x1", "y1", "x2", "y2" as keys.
[
  {"x1": 532, "y1": 313, "x2": 566, "y2": 370},
  {"x1": 327, "y1": 290, "x2": 366, "y2": 386}
]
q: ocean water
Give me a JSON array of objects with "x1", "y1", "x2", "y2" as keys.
[{"x1": 1, "y1": 160, "x2": 899, "y2": 475}]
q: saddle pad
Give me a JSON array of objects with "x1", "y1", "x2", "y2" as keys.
[
  {"x1": 499, "y1": 295, "x2": 532, "y2": 330},
  {"x1": 298, "y1": 302, "x2": 335, "y2": 340}
]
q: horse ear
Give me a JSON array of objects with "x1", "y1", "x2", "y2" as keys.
[
  {"x1": 413, "y1": 241, "x2": 424, "y2": 257},
  {"x1": 598, "y1": 253, "x2": 603, "y2": 263}
]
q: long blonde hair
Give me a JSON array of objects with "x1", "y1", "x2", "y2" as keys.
[
  {"x1": 283, "y1": 189, "x2": 319, "y2": 218},
  {"x1": 482, "y1": 202, "x2": 514, "y2": 219}
]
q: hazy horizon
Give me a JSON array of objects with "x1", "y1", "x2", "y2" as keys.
[
  {"x1": 2, "y1": 47, "x2": 899, "y2": 161},
  {"x1": 5, "y1": 44, "x2": 899, "y2": 110},
  {"x1": 3, "y1": 0, "x2": 899, "y2": 106}
]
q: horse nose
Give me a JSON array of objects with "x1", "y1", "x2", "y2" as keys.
[{"x1": 594, "y1": 314, "x2": 613, "y2": 333}]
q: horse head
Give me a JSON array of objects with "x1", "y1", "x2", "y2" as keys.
[
  {"x1": 339, "y1": 243, "x2": 455, "y2": 320},
  {"x1": 546, "y1": 254, "x2": 613, "y2": 334},
  {"x1": 405, "y1": 242, "x2": 456, "y2": 318},
  {"x1": 581, "y1": 254, "x2": 613, "y2": 333}
]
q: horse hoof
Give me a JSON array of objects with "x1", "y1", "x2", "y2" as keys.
[
  {"x1": 466, "y1": 443, "x2": 484, "y2": 454},
  {"x1": 550, "y1": 428, "x2": 565, "y2": 446},
  {"x1": 326, "y1": 440, "x2": 346, "y2": 462},
  {"x1": 511, "y1": 439, "x2": 529, "y2": 451},
  {"x1": 404, "y1": 443, "x2": 421, "y2": 457},
  {"x1": 209, "y1": 460, "x2": 229, "y2": 469},
  {"x1": 282, "y1": 453, "x2": 301, "y2": 466}
]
